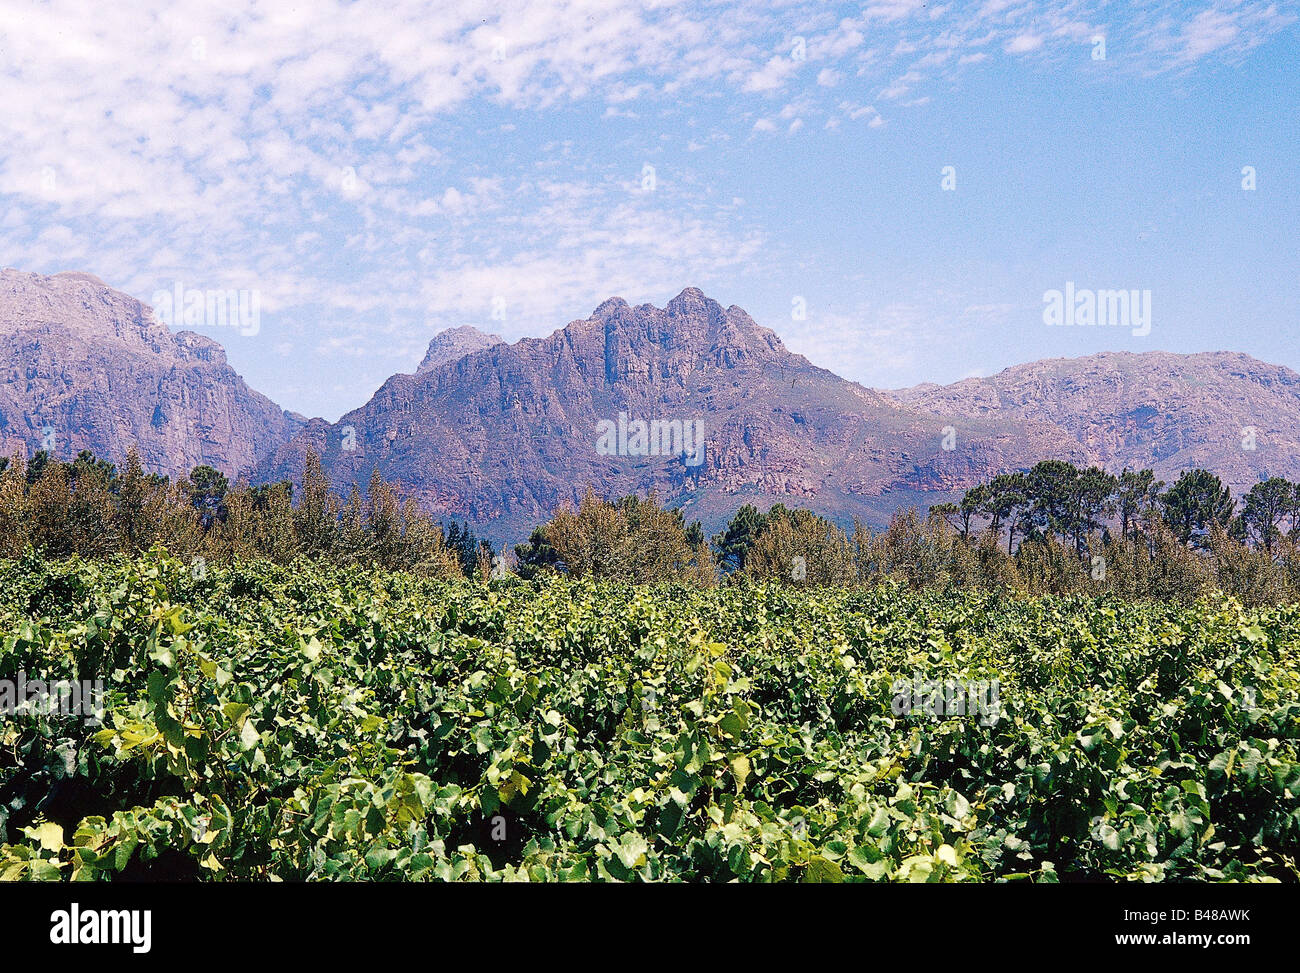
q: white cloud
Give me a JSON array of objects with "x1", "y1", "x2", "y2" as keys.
[
  {"x1": 1005, "y1": 33, "x2": 1044, "y2": 54},
  {"x1": 743, "y1": 55, "x2": 800, "y2": 93}
]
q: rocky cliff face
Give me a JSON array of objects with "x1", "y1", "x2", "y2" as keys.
[{"x1": 0, "y1": 268, "x2": 304, "y2": 477}]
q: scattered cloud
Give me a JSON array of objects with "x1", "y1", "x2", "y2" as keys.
[{"x1": 0, "y1": 0, "x2": 1289, "y2": 417}]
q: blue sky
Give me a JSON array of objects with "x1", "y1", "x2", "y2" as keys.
[{"x1": 1, "y1": 0, "x2": 1297, "y2": 420}]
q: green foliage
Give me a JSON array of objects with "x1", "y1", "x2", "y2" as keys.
[
  {"x1": 0, "y1": 552, "x2": 1296, "y2": 882},
  {"x1": 740, "y1": 505, "x2": 856, "y2": 586},
  {"x1": 1242, "y1": 478, "x2": 1295, "y2": 552},
  {"x1": 711, "y1": 504, "x2": 768, "y2": 573},
  {"x1": 1162, "y1": 469, "x2": 1235, "y2": 548},
  {"x1": 512, "y1": 526, "x2": 560, "y2": 581},
  {"x1": 529, "y1": 489, "x2": 712, "y2": 584},
  {"x1": 0, "y1": 449, "x2": 461, "y2": 578}
]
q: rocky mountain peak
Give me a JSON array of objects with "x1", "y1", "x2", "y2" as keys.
[
  {"x1": 582, "y1": 287, "x2": 791, "y2": 375},
  {"x1": 0, "y1": 268, "x2": 171, "y2": 351},
  {"x1": 416, "y1": 325, "x2": 504, "y2": 374},
  {"x1": 592, "y1": 296, "x2": 630, "y2": 316}
]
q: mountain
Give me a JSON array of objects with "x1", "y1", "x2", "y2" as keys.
[
  {"x1": 6, "y1": 269, "x2": 1298, "y2": 543},
  {"x1": 415, "y1": 326, "x2": 503, "y2": 374},
  {"x1": 250, "y1": 288, "x2": 1080, "y2": 540},
  {"x1": 254, "y1": 288, "x2": 1300, "y2": 543},
  {"x1": 882, "y1": 351, "x2": 1300, "y2": 493},
  {"x1": 0, "y1": 268, "x2": 304, "y2": 477}
]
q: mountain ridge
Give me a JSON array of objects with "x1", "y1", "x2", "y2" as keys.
[
  {"x1": 251, "y1": 287, "x2": 1300, "y2": 541},
  {"x1": 0, "y1": 268, "x2": 305, "y2": 477},
  {"x1": 3, "y1": 270, "x2": 1297, "y2": 543}
]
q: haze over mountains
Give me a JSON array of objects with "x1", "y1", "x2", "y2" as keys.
[{"x1": 3, "y1": 268, "x2": 1297, "y2": 542}]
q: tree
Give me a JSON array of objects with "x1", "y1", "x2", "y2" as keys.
[
  {"x1": 474, "y1": 538, "x2": 495, "y2": 581},
  {"x1": 68, "y1": 449, "x2": 120, "y2": 553},
  {"x1": 616, "y1": 494, "x2": 709, "y2": 582},
  {"x1": 1117, "y1": 468, "x2": 1163, "y2": 543},
  {"x1": 544, "y1": 489, "x2": 631, "y2": 580},
  {"x1": 1161, "y1": 469, "x2": 1234, "y2": 548},
  {"x1": 116, "y1": 447, "x2": 150, "y2": 551},
  {"x1": 70, "y1": 450, "x2": 116, "y2": 488},
  {"x1": 25, "y1": 450, "x2": 50, "y2": 486},
  {"x1": 934, "y1": 484, "x2": 991, "y2": 541},
  {"x1": 865, "y1": 507, "x2": 982, "y2": 590},
  {"x1": 247, "y1": 480, "x2": 292, "y2": 512},
  {"x1": 212, "y1": 487, "x2": 252, "y2": 559},
  {"x1": 710, "y1": 504, "x2": 767, "y2": 573},
  {"x1": 445, "y1": 520, "x2": 483, "y2": 578},
  {"x1": 741, "y1": 505, "x2": 855, "y2": 586},
  {"x1": 187, "y1": 464, "x2": 230, "y2": 529},
  {"x1": 539, "y1": 490, "x2": 711, "y2": 583},
  {"x1": 27, "y1": 461, "x2": 75, "y2": 555},
  {"x1": 335, "y1": 483, "x2": 369, "y2": 563},
  {"x1": 397, "y1": 497, "x2": 462, "y2": 577},
  {"x1": 930, "y1": 502, "x2": 962, "y2": 535},
  {"x1": 982, "y1": 472, "x2": 1027, "y2": 553},
  {"x1": 366, "y1": 469, "x2": 403, "y2": 567},
  {"x1": 0, "y1": 455, "x2": 30, "y2": 557},
  {"x1": 1240, "y1": 477, "x2": 1294, "y2": 552},
  {"x1": 258, "y1": 481, "x2": 299, "y2": 561},
  {"x1": 1024, "y1": 460, "x2": 1080, "y2": 546},
  {"x1": 145, "y1": 478, "x2": 202, "y2": 554},
  {"x1": 1070, "y1": 467, "x2": 1118, "y2": 553},
  {"x1": 513, "y1": 525, "x2": 560, "y2": 579},
  {"x1": 293, "y1": 450, "x2": 338, "y2": 556},
  {"x1": 958, "y1": 484, "x2": 990, "y2": 540}
]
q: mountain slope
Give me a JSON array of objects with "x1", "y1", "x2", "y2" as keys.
[{"x1": 0, "y1": 269, "x2": 304, "y2": 477}]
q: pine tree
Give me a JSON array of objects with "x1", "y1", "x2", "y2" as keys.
[
  {"x1": 1161, "y1": 470, "x2": 1235, "y2": 548},
  {"x1": 294, "y1": 450, "x2": 338, "y2": 556},
  {"x1": 710, "y1": 504, "x2": 767, "y2": 573}
]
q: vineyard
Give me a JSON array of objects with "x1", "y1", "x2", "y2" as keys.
[{"x1": 0, "y1": 550, "x2": 1297, "y2": 882}]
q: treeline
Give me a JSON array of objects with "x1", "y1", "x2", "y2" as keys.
[
  {"x1": 515, "y1": 463, "x2": 1300, "y2": 605},
  {"x1": 8, "y1": 449, "x2": 1300, "y2": 603},
  {"x1": 0, "y1": 448, "x2": 470, "y2": 576},
  {"x1": 927, "y1": 461, "x2": 1290, "y2": 553}
]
